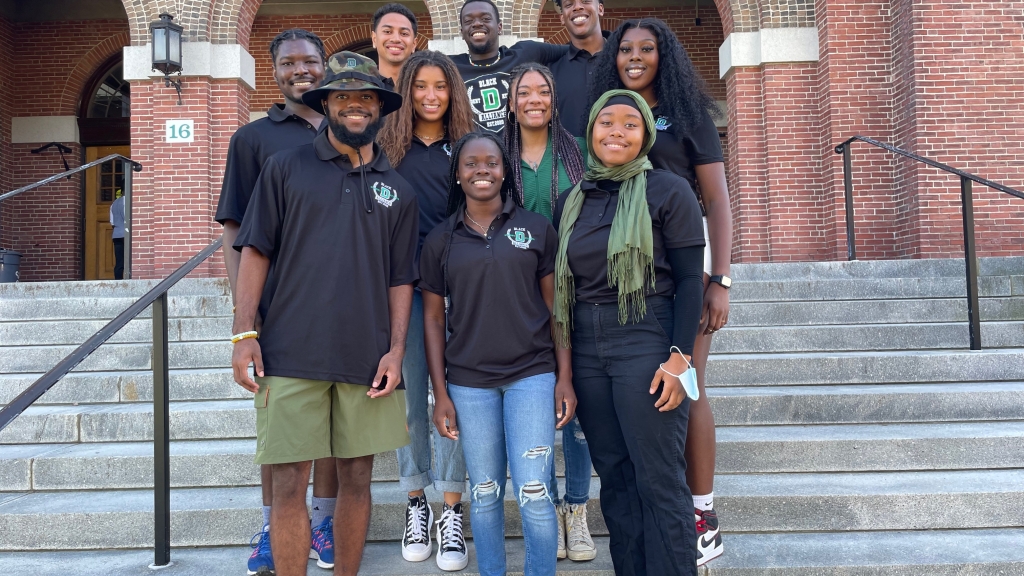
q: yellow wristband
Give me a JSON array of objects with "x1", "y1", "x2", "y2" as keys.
[{"x1": 231, "y1": 331, "x2": 258, "y2": 344}]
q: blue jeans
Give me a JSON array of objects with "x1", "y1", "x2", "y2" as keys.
[
  {"x1": 396, "y1": 290, "x2": 467, "y2": 493},
  {"x1": 547, "y1": 416, "x2": 592, "y2": 505},
  {"x1": 449, "y1": 372, "x2": 559, "y2": 576}
]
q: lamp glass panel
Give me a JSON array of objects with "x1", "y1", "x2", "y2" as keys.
[
  {"x1": 168, "y1": 29, "x2": 180, "y2": 65},
  {"x1": 153, "y1": 28, "x2": 167, "y2": 62}
]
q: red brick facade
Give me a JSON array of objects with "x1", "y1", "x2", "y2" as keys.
[{"x1": 1, "y1": 1, "x2": 1022, "y2": 282}]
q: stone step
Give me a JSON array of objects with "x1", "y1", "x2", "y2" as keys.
[
  {"x1": 3, "y1": 469, "x2": 1023, "y2": 549},
  {"x1": 0, "y1": 278, "x2": 228, "y2": 299},
  {"x1": 0, "y1": 341, "x2": 232, "y2": 374},
  {"x1": 729, "y1": 255, "x2": 1023, "y2": 281},
  {"x1": 712, "y1": 321, "x2": 1024, "y2": 352},
  {"x1": 706, "y1": 348, "x2": 1024, "y2": 387},
  {"x1": 727, "y1": 297, "x2": 1024, "y2": 326},
  {"x1": 4, "y1": 421, "x2": 1022, "y2": 491},
  {"x1": 0, "y1": 317, "x2": 231, "y2": 346},
  {"x1": 3, "y1": 529, "x2": 1024, "y2": 576},
  {"x1": 728, "y1": 276, "x2": 1022, "y2": 303},
  {"x1": 0, "y1": 369, "x2": 246, "y2": 405},
  {"x1": 0, "y1": 294, "x2": 231, "y2": 322}
]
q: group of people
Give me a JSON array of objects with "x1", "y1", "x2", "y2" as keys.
[{"x1": 218, "y1": 2, "x2": 732, "y2": 575}]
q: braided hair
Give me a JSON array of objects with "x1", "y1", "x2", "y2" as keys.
[
  {"x1": 269, "y1": 29, "x2": 326, "y2": 64},
  {"x1": 503, "y1": 63, "x2": 586, "y2": 215},
  {"x1": 444, "y1": 132, "x2": 521, "y2": 217},
  {"x1": 588, "y1": 18, "x2": 719, "y2": 135}
]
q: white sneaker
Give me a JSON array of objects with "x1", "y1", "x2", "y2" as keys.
[
  {"x1": 435, "y1": 502, "x2": 469, "y2": 571},
  {"x1": 695, "y1": 508, "x2": 724, "y2": 566},
  {"x1": 565, "y1": 503, "x2": 597, "y2": 561},
  {"x1": 556, "y1": 502, "x2": 567, "y2": 559},
  {"x1": 401, "y1": 495, "x2": 433, "y2": 562}
]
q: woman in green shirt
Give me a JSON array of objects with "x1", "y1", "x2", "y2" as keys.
[{"x1": 502, "y1": 62, "x2": 596, "y2": 563}]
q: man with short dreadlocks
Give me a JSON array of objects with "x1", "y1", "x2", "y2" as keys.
[{"x1": 502, "y1": 63, "x2": 598, "y2": 563}]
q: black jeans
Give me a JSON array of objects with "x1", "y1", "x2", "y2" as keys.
[
  {"x1": 113, "y1": 238, "x2": 124, "y2": 280},
  {"x1": 571, "y1": 296, "x2": 696, "y2": 576}
]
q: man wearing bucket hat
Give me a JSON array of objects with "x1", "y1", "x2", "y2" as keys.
[{"x1": 232, "y1": 52, "x2": 418, "y2": 576}]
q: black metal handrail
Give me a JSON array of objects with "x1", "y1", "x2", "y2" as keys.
[
  {"x1": 835, "y1": 135, "x2": 1024, "y2": 350},
  {"x1": 0, "y1": 237, "x2": 224, "y2": 568},
  {"x1": 0, "y1": 153, "x2": 143, "y2": 279}
]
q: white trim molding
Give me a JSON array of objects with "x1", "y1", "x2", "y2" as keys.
[
  {"x1": 12, "y1": 116, "x2": 80, "y2": 144},
  {"x1": 123, "y1": 42, "x2": 257, "y2": 90},
  {"x1": 719, "y1": 27, "x2": 819, "y2": 78}
]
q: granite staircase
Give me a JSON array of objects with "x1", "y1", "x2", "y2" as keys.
[{"x1": 1, "y1": 257, "x2": 1023, "y2": 575}]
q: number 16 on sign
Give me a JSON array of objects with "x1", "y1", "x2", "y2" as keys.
[{"x1": 166, "y1": 120, "x2": 194, "y2": 143}]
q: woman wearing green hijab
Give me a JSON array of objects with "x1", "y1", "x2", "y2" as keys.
[{"x1": 553, "y1": 90, "x2": 706, "y2": 576}]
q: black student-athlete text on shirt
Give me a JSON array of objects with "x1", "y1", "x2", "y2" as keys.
[
  {"x1": 554, "y1": 169, "x2": 705, "y2": 305},
  {"x1": 647, "y1": 107, "x2": 724, "y2": 210},
  {"x1": 215, "y1": 103, "x2": 323, "y2": 225},
  {"x1": 235, "y1": 132, "x2": 419, "y2": 386},
  {"x1": 393, "y1": 137, "x2": 453, "y2": 261},
  {"x1": 548, "y1": 31, "x2": 610, "y2": 137},
  {"x1": 419, "y1": 198, "x2": 558, "y2": 389},
  {"x1": 451, "y1": 41, "x2": 569, "y2": 134}
]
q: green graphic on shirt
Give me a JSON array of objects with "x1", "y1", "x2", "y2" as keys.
[
  {"x1": 506, "y1": 227, "x2": 534, "y2": 249},
  {"x1": 372, "y1": 182, "x2": 399, "y2": 208},
  {"x1": 481, "y1": 87, "x2": 502, "y2": 112},
  {"x1": 466, "y1": 71, "x2": 511, "y2": 133}
]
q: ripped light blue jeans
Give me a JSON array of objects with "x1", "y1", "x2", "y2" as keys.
[
  {"x1": 448, "y1": 372, "x2": 558, "y2": 576},
  {"x1": 548, "y1": 416, "x2": 592, "y2": 505}
]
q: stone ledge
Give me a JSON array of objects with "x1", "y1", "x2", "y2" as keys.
[
  {"x1": 720, "y1": 27, "x2": 820, "y2": 78},
  {"x1": 11, "y1": 116, "x2": 79, "y2": 144},
  {"x1": 123, "y1": 43, "x2": 256, "y2": 90}
]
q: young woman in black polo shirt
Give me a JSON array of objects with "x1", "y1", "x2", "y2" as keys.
[
  {"x1": 554, "y1": 90, "x2": 705, "y2": 576},
  {"x1": 590, "y1": 18, "x2": 733, "y2": 566},
  {"x1": 420, "y1": 132, "x2": 576, "y2": 576},
  {"x1": 377, "y1": 50, "x2": 476, "y2": 571},
  {"x1": 502, "y1": 62, "x2": 598, "y2": 563}
]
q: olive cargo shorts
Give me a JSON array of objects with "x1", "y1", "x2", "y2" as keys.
[{"x1": 254, "y1": 376, "x2": 410, "y2": 464}]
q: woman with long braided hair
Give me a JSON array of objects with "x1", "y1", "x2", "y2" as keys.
[
  {"x1": 377, "y1": 49, "x2": 476, "y2": 571},
  {"x1": 421, "y1": 131, "x2": 575, "y2": 576},
  {"x1": 502, "y1": 62, "x2": 596, "y2": 563}
]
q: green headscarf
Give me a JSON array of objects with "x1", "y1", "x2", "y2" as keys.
[{"x1": 554, "y1": 89, "x2": 658, "y2": 348}]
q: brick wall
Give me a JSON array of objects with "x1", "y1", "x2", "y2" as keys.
[{"x1": 0, "y1": 17, "x2": 13, "y2": 202}]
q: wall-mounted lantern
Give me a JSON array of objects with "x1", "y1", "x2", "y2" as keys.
[{"x1": 150, "y1": 13, "x2": 183, "y2": 104}]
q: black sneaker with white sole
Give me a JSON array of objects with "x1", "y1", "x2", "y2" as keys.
[
  {"x1": 402, "y1": 495, "x2": 434, "y2": 562},
  {"x1": 435, "y1": 502, "x2": 469, "y2": 571},
  {"x1": 695, "y1": 508, "x2": 724, "y2": 567}
]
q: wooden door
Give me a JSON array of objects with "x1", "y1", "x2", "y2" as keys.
[{"x1": 84, "y1": 145, "x2": 129, "y2": 280}]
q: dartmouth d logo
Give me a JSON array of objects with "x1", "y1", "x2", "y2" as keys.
[
  {"x1": 655, "y1": 116, "x2": 672, "y2": 131},
  {"x1": 505, "y1": 227, "x2": 534, "y2": 249},
  {"x1": 372, "y1": 182, "x2": 398, "y2": 207}
]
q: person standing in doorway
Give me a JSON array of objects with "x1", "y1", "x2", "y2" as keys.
[
  {"x1": 378, "y1": 50, "x2": 476, "y2": 572},
  {"x1": 232, "y1": 52, "x2": 416, "y2": 576},
  {"x1": 590, "y1": 19, "x2": 731, "y2": 566},
  {"x1": 451, "y1": 0, "x2": 568, "y2": 135},
  {"x1": 109, "y1": 189, "x2": 125, "y2": 279},
  {"x1": 213, "y1": 29, "x2": 338, "y2": 575},
  {"x1": 372, "y1": 3, "x2": 418, "y2": 86}
]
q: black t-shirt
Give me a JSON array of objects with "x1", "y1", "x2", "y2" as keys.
[
  {"x1": 452, "y1": 41, "x2": 570, "y2": 134},
  {"x1": 393, "y1": 137, "x2": 453, "y2": 260},
  {"x1": 549, "y1": 33, "x2": 609, "y2": 137},
  {"x1": 215, "y1": 104, "x2": 323, "y2": 224},
  {"x1": 234, "y1": 133, "x2": 419, "y2": 386},
  {"x1": 419, "y1": 198, "x2": 558, "y2": 388},
  {"x1": 647, "y1": 107, "x2": 724, "y2": 209},
  {"x1": 554, "y1": 169, "x2": 705, "y2": 304}
]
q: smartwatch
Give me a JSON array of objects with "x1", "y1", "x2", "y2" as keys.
[{"x1": 709, "y1": 275, "x2": 732, "y2": 289}]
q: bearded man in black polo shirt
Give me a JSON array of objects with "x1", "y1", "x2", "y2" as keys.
[{"x1": 232, "y1": 52, "x2": 418, "y2": 576}]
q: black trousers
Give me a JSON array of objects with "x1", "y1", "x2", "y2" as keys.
[
  {"x1": 113, "y1": 238, "x2": 124, "y2": 280},
  {"x1": 571, "y1": 296, "x2": 696, "y2": 576}
]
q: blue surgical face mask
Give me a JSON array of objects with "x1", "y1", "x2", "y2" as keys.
[{"x1": 680, "y1": 366, "x2": 699, "y2": 401}]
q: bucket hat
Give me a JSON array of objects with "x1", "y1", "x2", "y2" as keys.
[{"x1": 302, "y1": 52, "x2": 402, "y2": 116}]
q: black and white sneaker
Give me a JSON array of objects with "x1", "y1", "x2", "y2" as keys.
[
  {"x1": 402, "y1": 495, "x2": 434, "y2": 562},
  {"x1": 695, "y1": 508, "x2": 724, "y2": 567},
  {"x1": 435, "y1": 502, "x2": 469, "y2": 571}
]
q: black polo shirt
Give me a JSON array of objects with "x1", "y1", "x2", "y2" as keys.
[
  {"x1": 554, "y1": 169, "x2": 704, "y2": 304},
  {"x1": 647, "y1": 107, "x2": 724, "y2": 210},
  {"x1": 393, "y1": 137, "x2": 453, "y2": 259},
  {"x1": 215, "y1": 103, "x2": 323, "y2": 225},
  {"x1": 419, "y1": 198, "x2": 558, "y2": 389},
  {"x1": 452, "y1": 41, "x2": 570, "y2": 134},
  {"x1": 549, "y1": 32, "x2": 610, "y2": 137},
  {"x1": 234, "y1": 132, "x2": 419, "y2": 386}
]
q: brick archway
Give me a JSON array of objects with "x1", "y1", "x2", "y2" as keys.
[
  {"x1": 323, "y1": 24, "x2": 430, "y2": 56},
  {"x1": 121, "y1": 0, "x2": 218, "y2": 44},
  {"x1": 60, "y1": 31, "x2": 132, "y2": 115},
  {"x1": 211, "y1": 0, "x2": 263, "y2": 47},
  {"x1": 546, "y1": 17, "x2": 623, "y2": 45}
]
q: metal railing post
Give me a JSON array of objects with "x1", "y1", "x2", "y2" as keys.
[
  {"x1": 960, "y1": 176, "x2": 982, "y2": 350},
  {"x1": 842, "y1": 144, "x2": 857, "y2": 260},
  {"x1": 122, "y1": 159, "x2": 134, "y2": 280},
  {"x1": 151, "y1": 292, "x2": 172, "y2": 568}
]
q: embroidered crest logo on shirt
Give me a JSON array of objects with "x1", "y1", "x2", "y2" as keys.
[
  {"x1": 465, "y1": 72, "x2": 511, "y2": 133},
  {"x1": 443, "y1": 143, "x2": 453, "y2": 157},
  {"x1": 505, "y1": 227, "x2": 534, "y2": 249},
  {"x1": 372, "y1": 182, "x2": 398, "y2": 207},
  {"x1": 655, "y1": 116, "x2": 672, "y2": 132}
]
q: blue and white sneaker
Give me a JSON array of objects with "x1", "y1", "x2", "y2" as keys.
[
  {"x1": 310, "y1": 516, "x2": 335, "y2": 569},
  {"x1": 247, "y1": 525, "x2": 274, "y2": 575}
]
